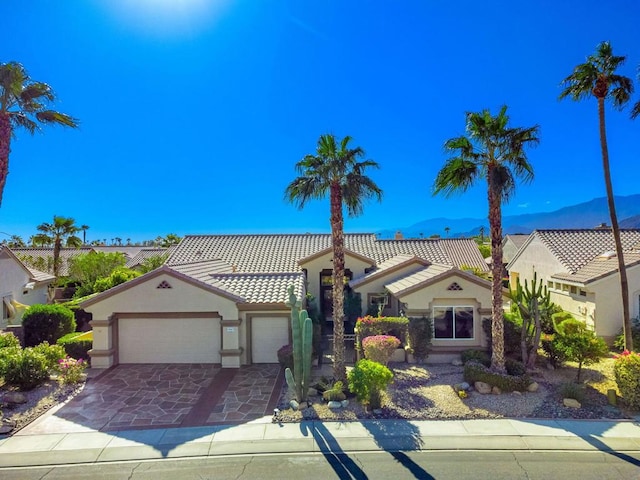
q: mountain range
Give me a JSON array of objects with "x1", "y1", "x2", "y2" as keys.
[{"x1": 377, "y1": 194, "x2": 640, "y2": 239}]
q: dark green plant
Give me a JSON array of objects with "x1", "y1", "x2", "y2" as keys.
[
  {"x1": 0, "y1": 347, "x2": 50, "y2": 390},
  {"x1": 22, "y1": 304, "x2": 76, "y2": 347},
  {"x1": 343, "y1": 287, "x2": 362, "y2": 332},
  {"x1": 461, "y1": 349, "x2": 491, "y2": 366},
  {"x1": 277, "y1": 344, "x2": 294, "y2": 371},
  {"x1": 57, "y1": 333, "x2": 92, "y2": 361},
  {"x1": 541, "y1": 333, "x2": 567, "y2": 368},
  {"x1": 68, "y1": 251, "x2": 127, "y2": 297},
  {"x1": 614, "y1": 318, "x2": 640, "y2": 352},
  {"x1": 407, "y1": 316, "x2": 433, "y2": 362},
  {"x1": 284, "y1": 286, "x2": 313, "y2": 403},
  {"x1": 463, "y1": 361, "x2": 531, "y2": 392},
  {"x1": 347, "y1": 359, "x2": 393, "y2": 409},
  {"x1": 505, "y1": 358, "x2": 526, "y2": 376},
  {"x1": 482, "y1": 312, "x2": 522, "y2": 359},
  {"x1": 553, "y1": 318, "x2": 609, "y2": 382}
]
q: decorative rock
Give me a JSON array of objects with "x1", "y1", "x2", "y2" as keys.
[
  {"x1": 491, "y1": 386, "x2": 502, "y2": 395},
  {"x1": 546, "y1": 363, "x2": 555, "y2": 370},
  {"x1": 458, "y1": 382, "x2": 470, "y2": 391},
  {"x1": 527, "y1": 382, "x2": 539, "y2": 392},
  {"x1": 2, "y1": 392, "x2": 27, "y2": 405},
  {"x1": 452, "y1": 359, "x2": 463, "y2": 367},
  {"x1": 513, "y1": 390, "x2": 522, "y2": 396},
  {"x1": 289, "y1": 400, "x2": 300, "y2": 411},
  {"x1": 373, "y1": 409, "x2": 383, "y2": 415},
  {"x1": 474, "y1": 381, "x2": 492, "y2": 394},
  {"x1": 0, "y1": 424, "x2": 13, "y2": 434},
  {"x1": 307, "y1": 387, "x2": 318, "y2": 397},
  {"x1": 328, "y1": 401, "x2": 342, "y2": 409},
  {"x1": 563, "y1": 398, "x2": 581, "y2": 409},
  {"x1": 341, "y1": 399, "x2": 349, "y2": 408}
]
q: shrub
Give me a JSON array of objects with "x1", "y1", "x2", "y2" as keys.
[
  {"x1": 463, "y1": 361, "x2": 531, "y2": 392},
  {"x1": 613, "y1": 350, "x2": 640, "y2": 409},
  {"x1": 613, "y1": 318, "x2": 640, "y2": 352},
  {"x1": 355, "y1": 316, "x2": 408, "y2": 358},
  {"x1": 1, "y1": 347, "x2": 50, "y2": 390},
  {"x1": 347, "y1": 359, "x2": 394, "y2": 409},
  {"x1": 505, "y1": 358, "x2": 527, "y2": 376},
  {"x1": 57, "y1": 333, "x2": 93, "y2": 361},
  {"x1": 322, "y1": 380, "x2": 346, "y2": 402},
  {"x1": 482, "y1": 312, "x2": 522, "y2": 359},
  {"x1": 277, "y1": 344, "x2": 294, "y2": 371},
  {"x1": 31, "y1": 342, "x2": 67, "y2": 370},
  {"x1": 407, "y1": 316, "x2": 433, "y2": 362},
  {"x1": 23, "y1": 304, "x2": 76, "y2": 347},
  {"x1": 57, "y1": 356, "x2": 87, "y2": 384},
  {"x1": 552, "y1": 318, "x2": 609, "y2": 381},
  {"x1": 362, "y1": 335, "x2": 401, "y2": 365},
  {"x1": 560, "y1": 382, "x2": 586, "y2": 403},
  {"x1": 0, "y1": 332, "x2": 20, "y2": 349},
  {"x1": 93, "y1": 267, "x2": 141, "y2": 293},
  {"x1": 541, "y1": 333, "x2": 567, "y2": 368},
  {"x1": 461, "y1": 349, "x2": 491, "y2": 366}
]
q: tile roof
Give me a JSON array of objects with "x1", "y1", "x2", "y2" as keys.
[
  {"x1": 529, "y1": 229, "x2": 640, "y2": 273},
  {"x1": 11, "y1": 248, "x2": 94, "y2": 277},
  {"x1": 170, "y1": 259, "x2": 234, "y2": 279},
  {"x1": 167, "y1": 234, "x2": 488, "y2": 273},
  {"x1": 0, "y1": 247, "x2": 56, "y2": 283},
  {"x1": 385, "y1": 264, "x2": 454, "y2": 296},
  {"x1": 552, "y1": 251, "x2": 640, "y2": 285},
  {"x1": 125, "y1": 247, "x2": 174, "y2": 268},
  {"x1": 205, "y1": 273, "x2": 305, "y2": 304},
  {"x1": 504, "y1": 234, "x2": 530, "y2": 249},
  {"x1": 349, "y1": 254, "x2": 428, "y2": 288}
]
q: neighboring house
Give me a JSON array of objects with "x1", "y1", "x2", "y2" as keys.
[
  {"x1": 506, "y1": 229, "x2": 640, "y2": 342},
  {"x1": 125, "y1": 247, "x2": 173, "y2": 270},
  {"x1": 11, "y1": 247, "x2": 95, "y2": 277},
  {"x1": 81, "y1": 234, "x2": 497, "y2": 369},
  {"x1": 0, "y1": 247, "x2": 56, "y2": 328},
  {"x1": 502, "y1": 234, "x2": 530, "y2": 265}
]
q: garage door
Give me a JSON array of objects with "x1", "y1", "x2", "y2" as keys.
[
  {"x1": 119, "y1": 317, "x2": 221, "y2": 363},
  {"x1": 251, "y1": 317, "x2": 289, "y2": 363}
]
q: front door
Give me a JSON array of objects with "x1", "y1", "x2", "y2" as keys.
[{"x1": 319, "y1": 269, "x2": 352, "y2": 325}]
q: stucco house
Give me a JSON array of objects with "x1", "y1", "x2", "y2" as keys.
[
  {"x1": 502, "y1": 234, "x2": 530, "y2": 265},
  {"x1": 0, "y1": 247, "x2": 56, "y2": 328},
  {"x1": 81, "y1": 233, "x2": 498, "y2": 368},
  {"x1": 506, "y1": 229, "x2": 640, "y2": 342}
]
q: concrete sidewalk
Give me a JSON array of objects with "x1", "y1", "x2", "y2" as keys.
[{"x1": 1, "y1": 418, "x2": 639, "y2": 468}]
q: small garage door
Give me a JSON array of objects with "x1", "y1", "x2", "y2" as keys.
[
  {"x1": 119, "y1": 317, "x2": 221, "y2": 363},
  {"x1": 251, "y1": 317, "x2": 289, "y2": 363}
]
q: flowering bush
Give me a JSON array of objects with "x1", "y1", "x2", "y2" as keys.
[
  {"x1": 362, "y1": 335, "x2": 401, "y2": 365},
  {"x1": 57, "y1": 356, "x2": 87, "y2": 385},
  {"x1": 613, "y1": 350, "x2": 640, "y2": 409},
  {"x1": 355, "y1": 316, "x2": 408, "y2": 359}
]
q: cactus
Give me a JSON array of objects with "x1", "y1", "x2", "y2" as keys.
[{"x1": 284, "y1": 285, "x2": 313, "y2": 403}]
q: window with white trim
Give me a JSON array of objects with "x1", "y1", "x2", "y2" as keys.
[{"x1": 433, "y1": 306, "x2": 474, "y2": 339}]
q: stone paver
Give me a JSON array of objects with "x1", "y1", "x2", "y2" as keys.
[{"x1": 18, "y1": 364, "x2": 283, "y2": 435}]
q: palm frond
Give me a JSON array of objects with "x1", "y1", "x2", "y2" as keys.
[
  {"x1": 35, "y1": 110, "x2": 79, "y2": 128},
  {"x1": 433, "y1": 157, "x2": 479, "y2": 197},
  {"x1": 631, "y1": 100, "x2": 640, "y2": 120}
]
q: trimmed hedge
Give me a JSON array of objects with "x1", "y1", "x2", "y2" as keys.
[
  {"x1": 463, "y1": 361, "x2": 532, "y2": 392},
  {"x1": 482, "y1": 312, "x2": 522, "y2": 359},
  {"x1": 355, "y1": 316, "x2": 408, "y2": 359},
  {"x1": 22, "y1": 304, "x2": 76, "y2": 347},
  {"x1": 407, "y1": 316, "x2": 433, "y2": 362},
  {"x1": 461, "y1": 349, "x2": 491, "y2": 366},
  {"x1": 614, "y1": 351, "x2": 640, "y2": 409},
  {"x1": 57, "y1": 333, "x2": 93, "y2": 361}
]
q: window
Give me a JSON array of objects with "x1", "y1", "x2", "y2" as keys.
[
  {"x1": 570, "y1": 286, "x2": 577, "y2": 295},
  {"x1": 369, "y1": 293, "x2": 388, "y2": 307},
  {"x1": 433, "y1": 306, "x2": 474, "y2": 339},
  {"x1": 579, "y1": 290, "x2": 587, "y2": 297}
]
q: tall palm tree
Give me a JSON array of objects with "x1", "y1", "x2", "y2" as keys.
[
  {"x1": 35, "y1": 215, "x2": 82, "y2": 277},
  {"x1": 0, "y1": 62, "x2": 78, "y2": 206},
  {"x1": 433, "y1": 106, "x2": 539, "y2": 372},
  {"x1": 560, "y1": 41, "x2": 634, "y2": 351},
  {"x1": 285, "y1": 134, "x2": 382, "y2": 381},
  {"x1": 80, "y1": 224, "x2": 89, "y2": 245}
]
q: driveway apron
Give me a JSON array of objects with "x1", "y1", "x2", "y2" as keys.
[{"x1": 18, "y1": 364, "x2": 284, "y2": 435}]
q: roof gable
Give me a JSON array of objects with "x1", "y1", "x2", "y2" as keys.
[
  {"x1": 0, "y1": 247, "x2": 56, "y2": 283},
  {"x1": 349, "y1": 254, "x2": 429, "y2": 289},
  {"x1": 298, "y1": 246, "x2": 375, "y2": 266},
  {"x1": 385, "y1": 265, "x2": 493, "y2": 298}
]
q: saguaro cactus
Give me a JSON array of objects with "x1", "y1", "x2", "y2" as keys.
[{"x1": 284, "y1": 285, "x2": 313, "y2": 403}]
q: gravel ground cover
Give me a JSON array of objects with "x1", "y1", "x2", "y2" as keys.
[{"x1": 273, "y1": 358, "x2": 632, "y2": 423}]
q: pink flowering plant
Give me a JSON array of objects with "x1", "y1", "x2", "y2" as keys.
[
  {"x1": 57, "y1": 356, "x2": 87, "y2": 385},
  {"x1": 362, "y1": 335, "x2": 401, "y2": 366},
  {"x1": 613, "y1": 350, "x2": 640, "y2": 409}
]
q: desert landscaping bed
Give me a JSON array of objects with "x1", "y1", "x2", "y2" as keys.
[{"x1": 273, "y1": 358, "x2": 633, "y2": 423}]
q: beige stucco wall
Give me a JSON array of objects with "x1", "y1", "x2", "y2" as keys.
[
  {"x1": 508, "y1": 237, "x2": 571, "y2": 286},
  {"x1": 301, "y1": 251, "x2": 373, "y2": 305},
  {"x1": 397, "y1": 274, "x2": 493, "y2": 348},
  {"x1": 0, "y1": 254, "x2": 50, "y2": 327}
]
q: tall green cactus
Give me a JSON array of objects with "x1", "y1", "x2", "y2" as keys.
[{"x1": 284, "y1": 285, "x2": 313, "y2": 403}]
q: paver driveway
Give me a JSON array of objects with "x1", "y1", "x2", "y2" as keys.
[{"x1": 22, "y1": 364, "x2": 283, "y2": 434}]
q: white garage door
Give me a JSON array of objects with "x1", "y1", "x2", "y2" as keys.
[
  {"x1": 251, "y1": 317, "x2": 289, "y2": 363},
  {"x1": 119, "y1": 317, "x2": 220, "y2": 363}
]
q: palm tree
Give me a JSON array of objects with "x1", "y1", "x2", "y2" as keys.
[
  {"x1": 433, "y1": 106, "x2": 539, "y2": 372},
  {"x1": 285, "y1": 134, "x2": 382, "y2": 381},
  {"x1": 35, "y1": 215, "x2": 82, "y2": 277},
  {"x1": 0, "y1": 62, "x2": 78, "y2": 206},
  {"x1": 80, "y1": 224, "x2": 89, "y2": 245},
  {"x1": 560, "y1": 41, "x2": 634, "y2": 351}
]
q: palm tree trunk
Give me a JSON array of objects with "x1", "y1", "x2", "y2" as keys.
[
  {"x1": 0, "y1": 113, "x2": 12, "y2": 207},
  {"x1": 53, "y1": 237, "x2": 62, "y2": 278},
  {"x1": 330, "y1": 182, "x2": 346, "y2": 382},
  {"x1": 488, "y1": 174, "x2": 506, "y2": 373},
  {"x1": 598, "y1": 97, "x2": 632, "y2": 350}
]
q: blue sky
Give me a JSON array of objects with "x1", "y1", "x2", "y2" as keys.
[{"x1": 1, "y1": 0, "x2": 639, "y2": 244}]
